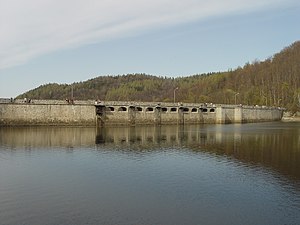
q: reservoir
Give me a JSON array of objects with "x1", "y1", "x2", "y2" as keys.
[{"x1": 0, "y1": 122, "x2": 300, "y2": 225}]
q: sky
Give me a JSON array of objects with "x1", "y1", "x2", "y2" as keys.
[{"x1": 0, "y1": 0, "x2": 300, "y2": 98}]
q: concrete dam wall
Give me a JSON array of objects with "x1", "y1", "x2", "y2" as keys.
[{"x1": 0, "y1": 99, "x2": 284, "y2": 126}]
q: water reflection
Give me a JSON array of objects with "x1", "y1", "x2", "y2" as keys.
[
  {"x1": 0, "y1": 127, "x2": 96, "y2": 149},
  {"x1": 1, "y1": 123, "x2": 300, "y2": 180},
  {"x1": 94, "y1": 123, "x2": 300, "y2": 181},
  {"x1": 1, "y1": 123, "x2": 300, "y2": 225}
]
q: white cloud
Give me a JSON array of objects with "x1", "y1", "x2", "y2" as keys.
[{"x1": 0, "y1": 0, "x2": 295, "y2": 69}]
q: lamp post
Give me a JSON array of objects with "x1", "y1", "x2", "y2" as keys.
[
  {"x1": 71, "y1": 84, "x2": 74, "y2": 100},
  {"x1": 235, "y1": 92, "x2": 239, "y2": 105},
  {"x1": 263, "y1": 96, "x2": 267, "y2": 106},
  {"x1": 277, "y1": 98, "x2": 282, "y2": 106},
  {"x1": 173, "y1": 87, "x2": 179, "y2": 103}
]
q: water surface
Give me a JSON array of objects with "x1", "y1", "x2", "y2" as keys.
[{"x1": 0, "y1": 122, "x2": 300, "y2": 225}]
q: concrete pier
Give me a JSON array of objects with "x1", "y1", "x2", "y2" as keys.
[
  {"x1": 234, "y1": 107, "x2": 243, "y2": 123},
  {"x1": 216, "y1": 106, "x2": 225, "y2": 124}
]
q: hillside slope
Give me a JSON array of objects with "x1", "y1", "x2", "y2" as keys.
[{"x1": 18, "y1": 41, "x2": 300, "y2": 111}]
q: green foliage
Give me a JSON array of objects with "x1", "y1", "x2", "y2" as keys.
[{"x1": 17, "y1": 41, "x2": 300, "y2": 111}]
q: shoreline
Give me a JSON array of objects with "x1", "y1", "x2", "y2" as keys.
[{"x1": 282, "y1": 116, "x2": 300, "y2": 122}]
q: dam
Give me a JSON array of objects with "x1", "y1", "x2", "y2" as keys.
[{"x1": 0, "y1": 99, "x2": 284, "y2": 126}]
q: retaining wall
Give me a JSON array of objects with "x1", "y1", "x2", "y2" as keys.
[{"x1": 0, "y1": 103, "x2": 95, "y2": 126}]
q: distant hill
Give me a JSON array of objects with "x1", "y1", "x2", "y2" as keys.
[{"x1": 18, "y1": 41, "x2": 300, "y2": 111}]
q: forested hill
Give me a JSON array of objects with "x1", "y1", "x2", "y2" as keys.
[{"x1": 18, "y1": 41, "x2": 300, "y2": 111}]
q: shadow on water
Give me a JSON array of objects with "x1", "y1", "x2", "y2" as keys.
[{"x1": 1, "y1": 122, "x2": 300, "y2": 181}]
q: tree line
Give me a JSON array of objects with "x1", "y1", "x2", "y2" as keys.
[{"x1": 17, "y1": 41, "x2": 300, "y2": 112}]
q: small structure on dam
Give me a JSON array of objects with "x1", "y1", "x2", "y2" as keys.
[{"x1": 0, "y1": 98, "x2": 284, "y2": 126}]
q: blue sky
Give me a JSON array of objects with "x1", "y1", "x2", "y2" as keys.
[{"x1": 1, "y1": 0, "x2": 300, "y2": 98}]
